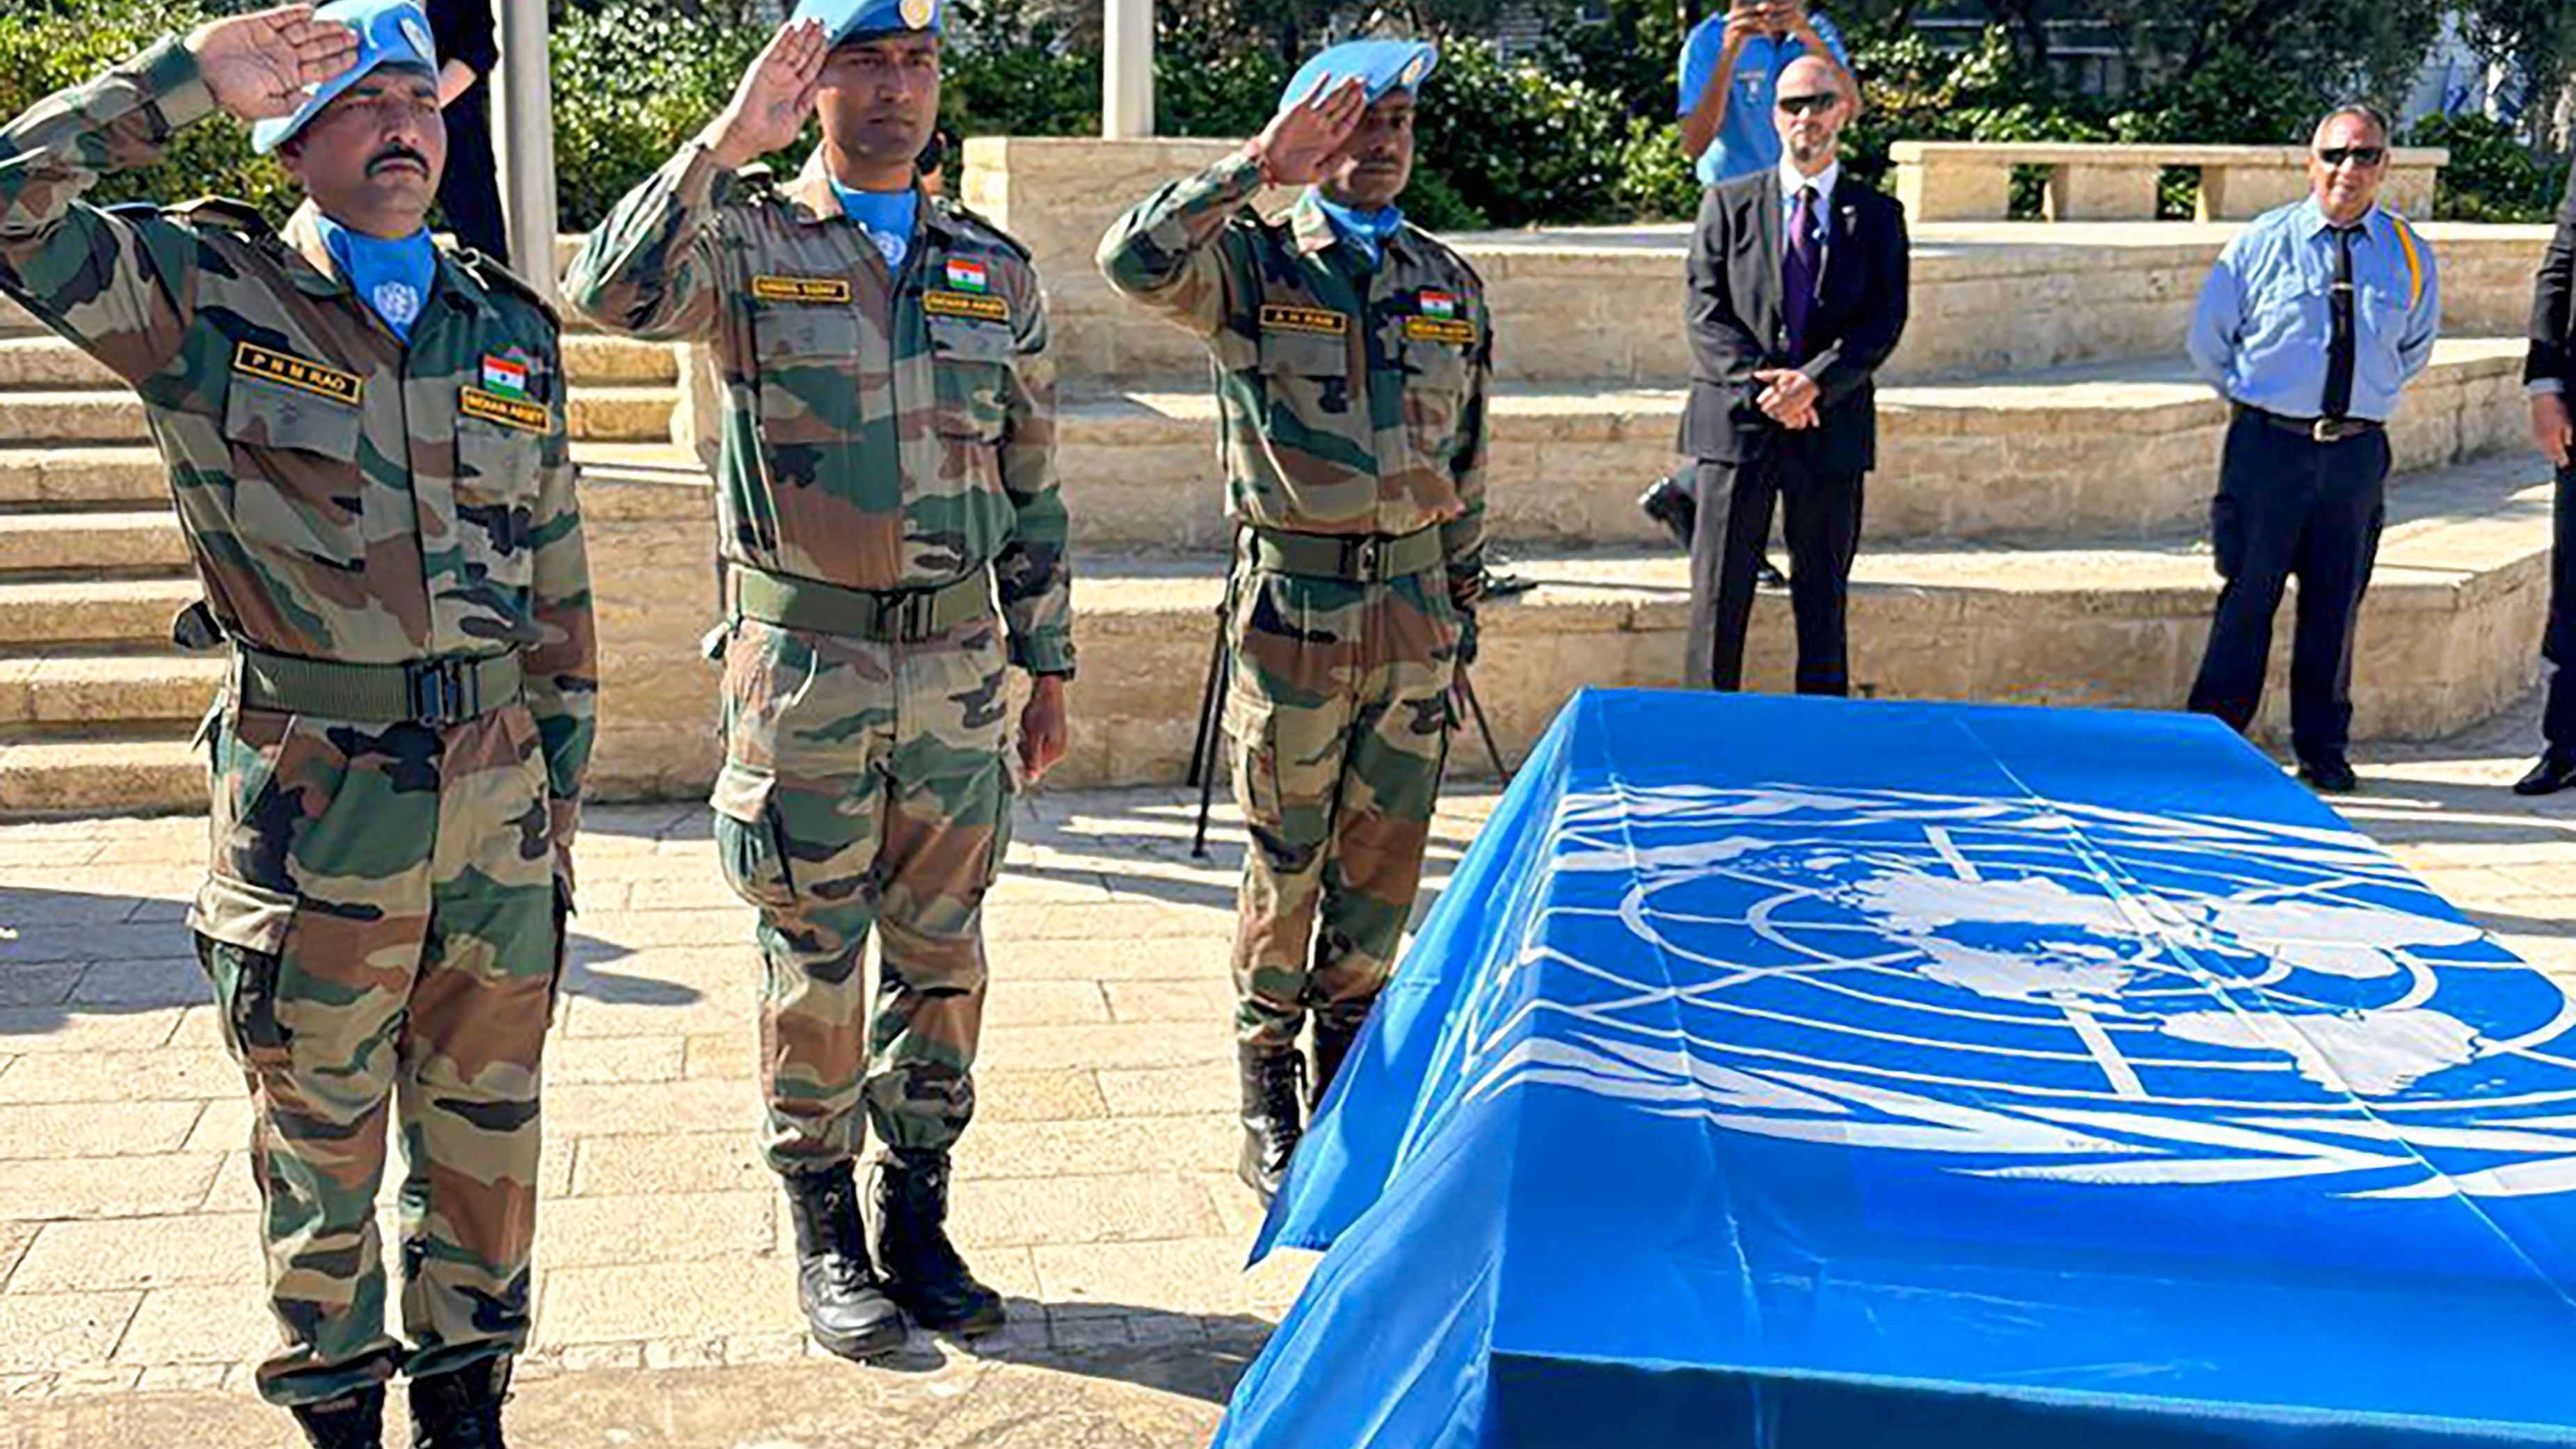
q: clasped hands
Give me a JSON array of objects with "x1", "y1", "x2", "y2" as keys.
[{"x1": 1754, "y1": 367, "x2": 1820, "y2": 429}]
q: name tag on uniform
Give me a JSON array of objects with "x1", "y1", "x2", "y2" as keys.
[
  {"x1": 232, "y1": 341, "x2": 363, "y2": 405},
  {"x1": 1404, "y1": 315, "x2": 1478, "y2": 346},
  {"x1": 923, "y1": 290, "x2": 1010, "y2": 324},
  {"x1": 459, "y1": 386, "x2": 552, "y2": 434},
  {"x1": 752, "y1": 274, "x2": 854, "y2": 304},
  {"x1": 1260, "y1": 304, "x2": 1348, "y2": 337}
]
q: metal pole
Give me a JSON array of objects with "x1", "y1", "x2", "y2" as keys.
[
  {"x1": 493, "y1": 0, "x2": 560, "y2": 301},
  {"x1": 1103, "y1": 0, "x2": 1154, "y2": 139}
]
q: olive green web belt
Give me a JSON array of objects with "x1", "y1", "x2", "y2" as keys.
[
  {"x1": 728, "y1": 564, "x2": 994, "y2": 642},
  {"x1": 232, "y1": 646, "x2": 525, "y2": 724},
  {"x1": 1246, "y1": 525, "x2": 1444, "y2": 583}
]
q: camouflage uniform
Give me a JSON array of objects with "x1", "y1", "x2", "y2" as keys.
[
  {"x1": 0, "y1": 40, "x2": 595, "y2": 1408},
  {"x1": 1099, "y1": 151, "x2": 1489, "y2": 1052},
  {"x1": 565, "y1": 145, "x2": 1070, "y2": 1173}
]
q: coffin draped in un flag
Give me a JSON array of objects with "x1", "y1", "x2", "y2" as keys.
[{"x1": 1226, "y1": 689, "x2": 2576, "y2": 1449}]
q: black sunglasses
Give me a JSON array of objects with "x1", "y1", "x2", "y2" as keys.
[
  {"x1": 2316, "y1": 145, "x2": 2387, "y2": 168},
  {"x1": 1776, "y1": 93, "x2": 1838, "y2": 116}
]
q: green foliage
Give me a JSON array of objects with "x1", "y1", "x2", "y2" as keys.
[
  {"x1": 1152, "y1": 35, "x2": 1287, "y2": 138},
  {"x1": 2409, "y1": 112, "x2": 2563, "y2": 223},
  {"x1": 0, "y1": 0, "x2": 296, "y2": 216},
  {"x1": 551, "y1": 4, "x2": 769, "y2": 229},
  {"x1": 1610, "y1": 115, "x2": 1700, "y2": 224},
  {"x1": 1413, "y1": 37, "x2": 1623, "y2": 228}
]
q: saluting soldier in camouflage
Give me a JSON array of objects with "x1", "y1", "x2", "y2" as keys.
[
  {"x1": 565, "y1": 0, "x2": 1068, "y2": 1356},
  {"x1": 1099, "y1": 40, "x2": 1489, "y2": 1204},
  {"x1": 0, "y1": 1, "x2": 594, "y2": 1444}
]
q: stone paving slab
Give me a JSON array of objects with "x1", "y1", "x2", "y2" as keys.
[{"x1": 0, "y1": 697, "x2": 2566, "y2": 1446}]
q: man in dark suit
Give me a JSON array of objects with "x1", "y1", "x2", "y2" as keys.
[
  {"x1": 2518, "y1": 156, "x2": 2576, "y2": 795},
  {"x1": 1679, "y1": 54, "x2": 1907, "y2": 694}
]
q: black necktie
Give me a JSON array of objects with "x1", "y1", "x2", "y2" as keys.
[{"x1": 2323, "y1": 225, "x2": 2360, "y2": 420}]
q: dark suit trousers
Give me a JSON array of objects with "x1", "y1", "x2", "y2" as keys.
[
  {"x1": 2546, "y1": 464, "x2": 2576, "y2": 749},
  {"x1": 436, "y1": 84, "x2": 509, "y2": 264},
  {"x1": 1685, "y1": 450, "x2": 1864, "y2": 694},
  {"x1": 2186, "y1": 411, "x2": 2390, "y2": 759}
]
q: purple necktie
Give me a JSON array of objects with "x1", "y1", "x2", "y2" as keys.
[{"x1": 1783, "y1": 185, "x2": 1820, "y2": 360}]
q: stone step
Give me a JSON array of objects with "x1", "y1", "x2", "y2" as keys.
[
  {"x1": 0, "y1": 577, "x2": 198, "y2": 648},
  {"x1": 1052, "y1": 338, "x2": 2520, "y2": 552},
  {"x1": 0, "y1": 333, "x2": 676, "y2": 390},
  {"x1": 3, "y1": 448, "x2": 2543, "y2": 818},
  {"x1": 0, "y1": 509, "x2": 189, "y2": 574},
  {"x1": 0, "y1": 383, "x2": 676, "y2": 445}
]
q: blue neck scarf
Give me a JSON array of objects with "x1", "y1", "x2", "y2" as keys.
[
  {"x1": 317, "y1": 214, "x2": 436, "y2": 341},
  {"x1": 1316, "y1": 195, "x2": 1404, "y2": 269},
  {"x1": 832, "y1": 180, "x2": 919, "y2": 272}
]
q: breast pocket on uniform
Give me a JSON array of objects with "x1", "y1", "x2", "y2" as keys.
[
  {"x1": 1255, "y1": 311, "x2": 1356, "y2": 433},
  {"x1": 454, "y1": 404, "x2": 548, "y2": 594},
  {"x1": 928, "y1": 313, "x2": 1017, "y2": 444},
  {"x1": 1399, "y1": 325, "x2": 1472, "y2": 464},
  {"x1": 223, "y1": 369, "x2": 368, "y2": 569}
]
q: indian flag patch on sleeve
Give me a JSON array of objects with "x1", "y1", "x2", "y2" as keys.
[
  {"x1": 480, "y1": 350, "x2": 532, "y2": 399},
  {"x1": 944, "y1": 258, "x2": 989, "y2": 294},
  {"x1": 1418, "y1": 289, "x2": 1459, "y2": 319}
]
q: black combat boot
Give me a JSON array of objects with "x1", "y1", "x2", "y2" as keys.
[
  {"x1": 783, "y1": 1162, "x2": 909, "y2": 1359},
  {"x1": 873, "y1": 1149, "x2": 1005, "y2": 1336},
  {"x1": 406, "y1": 1359, "x2": 508, "y2": 1449},
  {"x1": 1237, "y1": 1040, "x2": 1305, "y2": 1204},
  {"x1": 1307, "y1": 1011, "x2": 1365, "y2": 1114},
  {"x1": 289, "y1": 1387, "x2": 384, "y2": 1449}
]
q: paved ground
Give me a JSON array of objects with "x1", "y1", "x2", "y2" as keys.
[{"x1": 1, "y1": 695, "x2": 2572, "y2": 1447}]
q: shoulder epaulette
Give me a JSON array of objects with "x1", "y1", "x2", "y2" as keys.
[
  {"x1": 732, "y1": 163, "x2": 781, "y2": 198},
  {"x1": 937, "y1": 198, "x2": 1033, "y2": 262},
  {"x1": 164, "y1": 196, "x2": 273, "y2": 236},
  {"x1": 454, "y1": 248, "x2": 562, "y2": 328}
]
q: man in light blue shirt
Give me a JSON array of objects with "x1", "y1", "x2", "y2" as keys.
[
  {"x1": 2182, "y1": 102, "x2": 2440, "y2": 793},
  {"x1": 1677, "y1": 0, "x2": 1852, "y2": 187}
]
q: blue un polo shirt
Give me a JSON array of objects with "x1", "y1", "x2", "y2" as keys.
[{"x1": 1676, "y1": 10, "x2": 1850, "y2": 186}]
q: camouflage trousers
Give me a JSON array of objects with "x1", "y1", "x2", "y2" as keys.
[
  {"x1": 710, "y1": 613, "x2": 1014, "y2": 1173},
  {"x1": 1223, "y1": 566, "x2": 1461, "y2": 1049},
  {"x1": 186, "y1": 699, "x2": 562, "y2": 1408}
]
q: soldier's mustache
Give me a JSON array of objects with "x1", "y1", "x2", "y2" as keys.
[{"x1": 367, "y1": 145, "x2": 430, "y2": 176}]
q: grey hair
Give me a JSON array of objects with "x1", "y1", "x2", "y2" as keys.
[{"x1": 2316, "y1": 102, "x2": 2393, "y2": 145}]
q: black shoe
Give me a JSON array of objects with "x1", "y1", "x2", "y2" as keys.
[
  {"x1": 1306, "y1": 1011, "x2": 1365, "y2": 1115},
  {"x1": 873, "y1": 1149, "x2": 1005, "y2": 1336},
  {"x1": 783, "y1": 1163, "x2": 908, "y2": 1359},
  {"x1": 2298, "y1": 755, "x2": 2359, "y2": 794},
  {"x1": 291, "y1": 1388, "x2": 385, "y2": 1449},
  {"x1": 2514, "y1": 747, "x2": 2576, "y2": 797},
  {"x1": 1755, "y1": 556, "x2": 1790, "y2": 591},
  {"x1": 1638, "y1": 475, "x2": 1696, "y2": 552},
  {"x1": 1237, "y1": 1040, "x2": 1305, "y2": 1204},
  {"x1": 407, "y1": 1360, "x2": 508, "y2": 1449}
]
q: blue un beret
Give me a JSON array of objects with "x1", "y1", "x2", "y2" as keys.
[
  {"x1": 788, "y1": 0, "x2": 944, "y2": 47},
  {"x1": 1279, "y1": 39, "x2": 1438, "y2": 116},
  {"x1": 251, "y1": 0, "x2": 439, "y2": 155}
]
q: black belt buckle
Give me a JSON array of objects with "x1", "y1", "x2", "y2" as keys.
[
  {"x1": 1347, "y1": 536, "x2": 1385, "y2": 582},
  {"x1": 405, "y1": 656, "x2": 476, "y2": 722}
]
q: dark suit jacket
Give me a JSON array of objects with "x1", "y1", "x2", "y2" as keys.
[
  {"x1": 2528, "y1": 155, "x2": 2576, "y2": 386},
  {"x1": 1678, "y1": 168, "x2": 1909, "y2": 476}
]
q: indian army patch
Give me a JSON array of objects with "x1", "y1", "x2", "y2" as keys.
[
  {"x1": 479, "y1": 349, "x2": 532, "y2": 399},
  {"x1": 923, "y1": 290, "x2": 1009, "y2": 323},
  {"x1": 1259, "y1": 303, "x2": 1348, "y2": 337},
  {"x1": 459, "y1": 385, "x2": 551, "y2": 433},
  {"x1": 752, "y1": 274, "x2": 854, "y2": 303},
  {"x1": 944, "y1": 257, "x2": 989, "y2": 293},
  {"x1": 1404, "y1": 291, "x2": 1474, "y2": 345},
  {"x1": 232, "y1": 341, "x2": 363, "y2": 404}
]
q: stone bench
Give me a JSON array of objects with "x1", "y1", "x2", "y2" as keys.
[{"x1": 1891, "y1": 141, "x2": 2448, "y2": 223}]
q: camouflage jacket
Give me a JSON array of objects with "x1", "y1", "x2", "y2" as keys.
[
  {"x1": 565, "y1": 143, "x2": 1073, "y2": 676},
  {"x1": 0, "y1": 38, "x2": 597, "y2": 830},
  {"x1": 1097, "y1": 150, "x2": 1489, "y2": 602}
]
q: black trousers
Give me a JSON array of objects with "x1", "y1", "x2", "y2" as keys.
[
  {"x1": 2546, "y1": 463, "x2": 2576, "y2": 750},
  {"x1": 2185, "y1": 411, "x2": 2390, "y2": 760},
  {"x1": 1684, "y1": 451, "x2": 1864, "y2": 694},
  {"x1": 436, "y1": 84, "x2": 509, "y2": 264}
]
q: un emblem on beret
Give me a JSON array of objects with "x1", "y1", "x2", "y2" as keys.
[
  {"x1": 900, "y1": 0, "x2": 936, "y2": 27},
  {"x1": 1399, "y1": 53, "x2": 1429, "y2": 88},
  {"x1": 399, "y1": 15, "x2": 433, "y2": 56}
]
